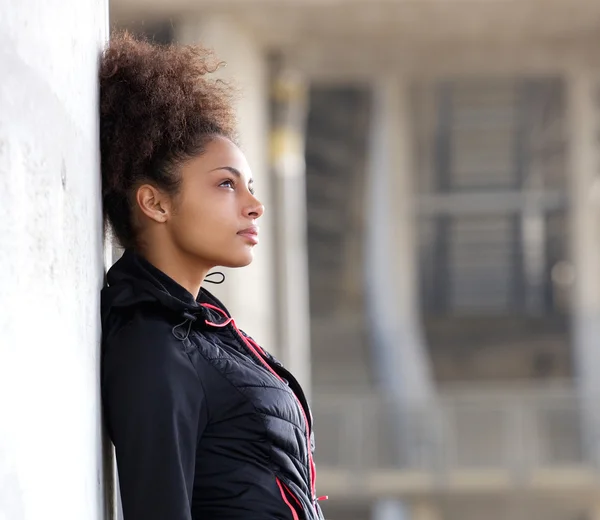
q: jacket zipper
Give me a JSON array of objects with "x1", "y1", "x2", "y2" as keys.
[
  {"x1": 238, "y1": 334, "x2": 317, "y2": 505},
  {"x1": 200, "y1": 304, "x2": 318, "y2": 514}
]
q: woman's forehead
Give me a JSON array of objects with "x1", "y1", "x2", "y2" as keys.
[{"x1": 186, "y1": 138, "x2": 253, "y2": 179}]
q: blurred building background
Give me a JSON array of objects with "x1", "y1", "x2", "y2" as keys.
[
  {"x1": 109, "y1": 1, "x2": 600, "y2": 520},
  {"x1": 3, "y1": 0, "x2": 600, "y2": 519}
]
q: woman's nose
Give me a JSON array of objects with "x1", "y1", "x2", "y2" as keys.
[{"x1": 245, "y1": 195, "x2": 264, "y2": 219}]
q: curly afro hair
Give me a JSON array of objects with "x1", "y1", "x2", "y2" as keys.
[{"x1": 100, "y1": 31, "x2": 237, "y2": 249}]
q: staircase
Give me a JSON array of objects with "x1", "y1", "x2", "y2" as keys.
[{"x1": 304, "y1": 86, "x2": 374, "y2": 393}]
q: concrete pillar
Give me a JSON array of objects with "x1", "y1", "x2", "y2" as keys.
[
  {"x1": 372, "y1": 499, "x2": 409, "y2": 520},
  {"x1": 588, "y1": 501, "x2": 600, "y2": 520},
  {"x1": 411, "y1": 501, "x2": 442, "y2": 520},
  {"x1": 177, "y1": 17, "x2": 277, "y2": 355},
  {"x1": 372, "y1": 499, "x2": 441, "y2": 520},
  {"x1": 269, "y1": 59, "x2": 312, "y2": 391},
  {"x1": 365, "y1": 77, "x2": 435, "y2": 468},
  {"x1": 0, "y1": 1, "x2": 109, "y2": 519},
  {"x1": 566, "y1": 67, "x2": 600, "y2": 464}
]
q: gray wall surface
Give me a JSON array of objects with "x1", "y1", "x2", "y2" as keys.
[{"x1": 0, "y1": 1, "x2": 109, "y2": 519}]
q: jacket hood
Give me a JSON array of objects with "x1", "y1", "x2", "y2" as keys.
[{"x1": 101, "y1": 249, "x2": 229, "y2": 334}]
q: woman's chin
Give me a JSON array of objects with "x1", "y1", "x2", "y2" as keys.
[{"x1": 222, "y1": 252, "x2": 254, "y2": 269}]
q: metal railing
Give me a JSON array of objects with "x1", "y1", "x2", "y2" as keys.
[{"x1": 312, "y1": 388, "x2": 599, "y2": 485}]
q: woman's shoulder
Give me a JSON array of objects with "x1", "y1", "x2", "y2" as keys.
[
  {"x1": 102, "y1": 308, "x2": 199, "y2": 380},
  {"x1": 104, "y1": 304, "x2": 173, "y2": 345}
]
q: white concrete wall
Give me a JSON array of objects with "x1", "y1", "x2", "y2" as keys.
[
  {"x1": 0, "y1": 1, "x2": 109, "y2": 519},
  {"x1": 178, "y1": 17, "x2": 277, "y2": 355}
]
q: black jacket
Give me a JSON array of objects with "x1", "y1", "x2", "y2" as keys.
[{"x1": 101, "y1": 250, "x2": 325, "y2": 520}]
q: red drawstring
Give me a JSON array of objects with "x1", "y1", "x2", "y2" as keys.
[
  {"x1": 202, "y1": 304, "x2": 280, "y2": 379},
  {"x1": 200, "y1": 303, "x2": 322, "y2": 512}
]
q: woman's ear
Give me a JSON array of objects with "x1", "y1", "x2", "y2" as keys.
[{"x1": 136, "y1": 184, "x2": 172, "y2": 223}]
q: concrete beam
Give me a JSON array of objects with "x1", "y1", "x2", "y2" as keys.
[
  {"x1": 111, "y1": 0, "x2": 600, "y2": 48},
  {"x1": 294, "y1": 41, "x2": 591, "y2": 83}
]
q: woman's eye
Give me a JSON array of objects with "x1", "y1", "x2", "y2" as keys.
[
  {"x1": 249, "y1": 186, "x2": 255, "y2": 195},
  {"x1": 220, "y1": 179, "x2": 235, "y2": 189}
]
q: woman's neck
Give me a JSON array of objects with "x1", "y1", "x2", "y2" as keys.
[{"x1": 139, "y1": 246, "x2": 211, "y2": 300}]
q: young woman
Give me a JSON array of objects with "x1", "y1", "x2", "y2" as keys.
[{"x1": 100, "y1": 33, "x2": 325, "y2": 520}]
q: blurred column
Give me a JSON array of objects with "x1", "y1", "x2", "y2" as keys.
[
  {"x1": 373, "y1": 499, "x2": 441, "y2": 520},
  {"x1": 373, "y1": 500, "x2": 409, "y2": 520},
  {"x1": 365, "y1": 76, "x2": 435, "y2": 452},
  {"x1": 567, "y1": 66, "x2": 600, "y2": 464},
  {"x1": 411, "y1": 501, "x2": 442, "y2": 520},
  {"x1": 269, "y1": 58, "x2": 312, "y2": 392},
  {"x1": 177, "y1": 17, "x2": 277, "y2": 356},
  {"x1": 366, "y1": 77, "x2": 435, "y2": 520},
  {"x1": 589, "y1": 502, "x2": 600, "y2": 520}
]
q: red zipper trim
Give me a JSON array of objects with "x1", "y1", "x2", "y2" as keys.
[
  {"x1": 201, "y1": 303, "x2": 319, "y2": 510},
  {"x1": 276, "y1": 478, "x2": 300, "y2": 520},
  {"x1": 242, "y1": 333, "x2": 318, "y2": 499},
  {"x1": 278, "y1": 478, "x2": 303, "y2": 510}
]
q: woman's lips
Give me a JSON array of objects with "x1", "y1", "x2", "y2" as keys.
[{"x1": 237, "y1": 227, "x2": 259, "y2": 245}]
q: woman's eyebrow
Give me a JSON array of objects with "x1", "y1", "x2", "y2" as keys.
[
  {"x1": 209, "y1": 166, "x2": 253, "y2": 183},
  {"x1": 209, "y1": 166, "x2": 241, "y2": 177}
]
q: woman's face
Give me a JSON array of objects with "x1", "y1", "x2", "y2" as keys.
[{"x1": 161, "y1": 136, "x2": 264, "y2": 269}]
